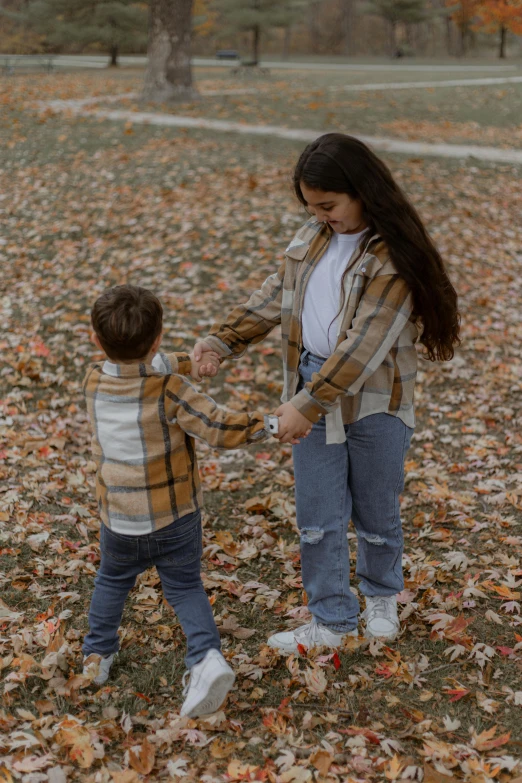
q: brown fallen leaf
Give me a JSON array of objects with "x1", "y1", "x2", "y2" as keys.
[
  {"x1": 128, "y1": 737, "x2": 155, "y2": 775},
  {"x1": 310, "y1": 748, "x2": 334, "y2": 775}
]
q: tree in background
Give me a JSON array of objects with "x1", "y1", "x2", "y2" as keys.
[
  {"x1": 143, "y1": 0, "x2": 197, "y2": 102},
  {"x1": 444, "y1": 0, "x2": 480, "y2": 54},
  {"x1": 474, "y1": 0, "x2": 522, "y2": 57},
  {"x1": 213, "y1": 0, "x2": 305, "y2": 64},
  {"x1": 340, "y1": 0, "x2": 357, "y2": 55},
  {"x1": 193, "y1": 0, "x2": 218, "y2": 37},
  {"x1": 279, "y1": 0, "x2": 311, "y2": 59},
  {"x1": 0, "y1": 0, "x2": 45, "y2": 52},
  {"x1": 26, "y1": 0, "x2": 147, "y2": 65},
  {"x1": 367, "y1": 0, "x2": 428, "y2": 54}
]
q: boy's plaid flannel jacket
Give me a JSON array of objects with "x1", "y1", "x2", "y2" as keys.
[
  {"x1": 205, "y1": 219, "x2": 420, "y2": 444},
  {"x1": 83, "y1": 352, "x2": 267, "y2": 534}
]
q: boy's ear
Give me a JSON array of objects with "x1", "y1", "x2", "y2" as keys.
[
  {"x1": 151, "y1": 330, "x2": 163, "y2": 354},
  {"x1": 91, "y1": 331, "x2": 104, "y2": 352}
]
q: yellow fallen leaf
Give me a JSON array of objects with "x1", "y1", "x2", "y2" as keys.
[{"x1": 310, "y1": 748, "x2": 333, "y2": 775}]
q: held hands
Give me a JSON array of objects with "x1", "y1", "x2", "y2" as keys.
[
  {"x1": 191, "y1": 340, "x2": 312, "y2": 444},
  {"x1": 189, "y1": 349, "x2": 220, "y2": 382},
  {"x1": 273, "y1": 402, "x2": 313, "y2": 445},
  {"x1": 193, "y1": 340, "x2": 221, "y2": 379}
]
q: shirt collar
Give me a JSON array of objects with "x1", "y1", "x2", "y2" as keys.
[{"x1": 102, "y1": 360, "x2": 152, "y2": 378}]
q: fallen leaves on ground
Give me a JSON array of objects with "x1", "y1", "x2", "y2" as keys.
[{"x1": 0, "y1": 70, "x2": 521, "y2": 780}]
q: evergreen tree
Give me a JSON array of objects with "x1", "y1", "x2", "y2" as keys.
[
  {"x1": 213, "y1": 0, "x2": 307, "y2": 64},
  {"x1": 0, "y1": 0, "x2": 44, "y2": 52},
  {"x1": 27, "y1": 0, "x2": 147, "y2": 65},
  {"x1": 367, "y1": 0, "x2": 428, "y2": 53}
]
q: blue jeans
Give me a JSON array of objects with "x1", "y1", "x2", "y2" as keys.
[
  {"x1": 83, "y1": 510, "x2": 221, "y2": 669},
  {"x1": 293, "y1": 351, "x2": 413, "y2": 632}
]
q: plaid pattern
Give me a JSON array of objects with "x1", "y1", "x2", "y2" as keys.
[
  {"x1": 84, "y1": 351, "x2": 267, "y2": 534},
  {"x1": 206, "y1": 219, "x2": 420, "y2": 443}
]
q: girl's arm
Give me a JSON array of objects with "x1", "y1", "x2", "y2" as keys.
[
  {"x1": 195, "y1": 260, "x2": 286, "y2": 362},
  {"x1": 290, "y1": 274, "x2": 414, "y2": 423}
]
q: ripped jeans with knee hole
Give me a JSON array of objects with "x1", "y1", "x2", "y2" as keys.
[{"x1": 292, "y1": 351, "x2": 413, "y2": 633}]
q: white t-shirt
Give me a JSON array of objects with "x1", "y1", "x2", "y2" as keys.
[{"x1": 302, "y1": 230, "x2": 366, "y2": 359}]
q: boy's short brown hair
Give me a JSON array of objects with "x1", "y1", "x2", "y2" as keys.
[{"x1": 91, "y1": 285, "x2": 163, "y2": 361}]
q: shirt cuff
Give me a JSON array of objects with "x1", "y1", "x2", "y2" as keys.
[
  {"x1": 289, "y1": 387, "x2": 330, "y2": 423},
  {"x1": 173, "y1": 352, "x2": 192, "y2": 376},
  {"x1": 249, "y1": 415, "x2": 269, "y2": 443},
  {"x1": 204, "y1": 335, "x2": 233, "y2": 358}
]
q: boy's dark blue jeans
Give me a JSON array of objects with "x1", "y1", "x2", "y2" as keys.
[{"x1": 83, "y1": 510, "x2": 221, "y2": 669}]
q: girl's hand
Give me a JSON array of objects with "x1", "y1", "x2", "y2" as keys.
[
  {"x1": 274, "y1": 402, "x2": 313, "y2": 444},
  {"x1": 189, "y1": 350, "x2": 220, "y2": 382},
  {"x1": 193, "y1": 340, "x2": 221, "y2": 378}
]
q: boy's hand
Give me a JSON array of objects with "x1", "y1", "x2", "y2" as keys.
[
  {"x1": 274, "y1": 402, "x2": 313, "y2": 444},
  {"x1": 189, "y1": 350, "x2": 220, "y2": 382},
  {"x1": 192, "y1": 340, "x2": 222, "y2": 379}
]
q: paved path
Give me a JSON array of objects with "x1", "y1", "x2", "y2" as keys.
[
  {"x1": 45, "y1": 99, "x2": 522, "y2": 165},
  {"x1": 332, "y1": 75, "x2": 522, "y2": 92},
  {"x1": 51, "y1": 54, "x2": 518, "y2": 73}
]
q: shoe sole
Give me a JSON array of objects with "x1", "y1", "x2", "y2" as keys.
[
  {"x1": 267, "y1": 639, "x2": 298, "y2": 655},
  {"x1": 364, "y1": 627, "x2": 399, "y2": 642},
  {"x1": 182, "y1": 671, "x2": 235, "y2": 718},
  {"x1": 267, "y1": 631, "x2": 359, "y2": 655}
]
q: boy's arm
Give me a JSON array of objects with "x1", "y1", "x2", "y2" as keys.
[
  {"x1": 204, "y1": 260, "x2": 286, "y2": 359},
  {"x1": 165, "y1": 376, "x2": 268, "y2": 448},
  {"x1": 152, "y1": 351, "x2": 193, "y2": 376}
]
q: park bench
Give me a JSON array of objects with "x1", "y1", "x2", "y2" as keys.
[
  {"x1": 1, "y1": 54, "x2": 55, "y2": 75},
  {"x1": 216, "y1": 50, "x2": 240, "y2": 61}
]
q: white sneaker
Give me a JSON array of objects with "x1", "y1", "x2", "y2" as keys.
[
  {"x1": 362, "y1": 595, "x2": 399, "y2": 640},
  {"x1": 180, "y1": 649, "x2": 235, "y2": 718},
  {"x1": 267, "y1": 619, "x2": 358, "y2": 654},
  {"x1": 82, "y1": 652, "x2": 115, "y2": 685}
]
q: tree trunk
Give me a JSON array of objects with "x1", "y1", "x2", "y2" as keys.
[
  {"x1": 499, "y1": 24, "x2": 507, "y2": 58},
  {"x1": 282, "y1": 25, "x2": 291, "y2": 60},
  {"x1": 340, "y1": 0, "x2": 356, "y2": 56},
  {"x1": 252, "y1": 23, "x2": 260, "y2": 64},
  {"x1": 109, "y1": 43, "x2": 118, "y2": 67},
  {"x1": 457, "y1": 24, "x2": 466, "y2": 57},
  {"x1": 445, "y1": 15, "x2": 452, "y2": 56},
  {"x1": 143, "y1": 0, "x2": 197, "y2": 103},
  {"x1": 308, "y1": 0, "x2": 321, "y2": 52},
  {"x1": 389, "y1": 20, "x2": 397, "y2": 56}
]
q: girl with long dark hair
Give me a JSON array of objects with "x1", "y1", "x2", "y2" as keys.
[{"x1": 194, "y1": 133, "x2": 460, "y2": 651}]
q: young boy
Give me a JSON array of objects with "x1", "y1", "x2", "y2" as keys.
[{"x1": 82, "y1": 284, "x2": 271, "y2": 718}]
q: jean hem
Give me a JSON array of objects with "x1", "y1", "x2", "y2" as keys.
[
  {"x1": 358, "y1": 588, "x2": 401, "y2": 597},
  {"x1": 320, "y1": 622, "x2": 358, "y2": 634},
  {"x1": 82, "y1": 645, "x2": 119, "y2": 657},
  {"x1": 185, "y1": 644, "x2": 222, "y2": 670}
]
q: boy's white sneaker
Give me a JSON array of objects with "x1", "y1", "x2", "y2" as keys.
[
  {"x1": 82, "y1": 652, "x2": 115, "y2": 685},
  {"x1": 267, "y1": 619, "x2": 358, "y2": 654},
  {"x1": 362, "y1": 595, "x2": 399, "y2": 640},
  {"x1": 180, "y1": 649, "x2": 235, "y2": 718}
]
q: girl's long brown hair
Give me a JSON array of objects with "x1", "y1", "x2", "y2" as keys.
[{"x1": 293, "y1": 133, "x2": 460, "y2": 362}]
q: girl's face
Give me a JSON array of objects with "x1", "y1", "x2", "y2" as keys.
[{"x1": 300, "y1": 182, "x2": 367, "y2": 234}]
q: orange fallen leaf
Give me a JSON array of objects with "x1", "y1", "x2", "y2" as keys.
[{"x1": 128, "y1": 737, "x2": 155, "y2": 775}]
